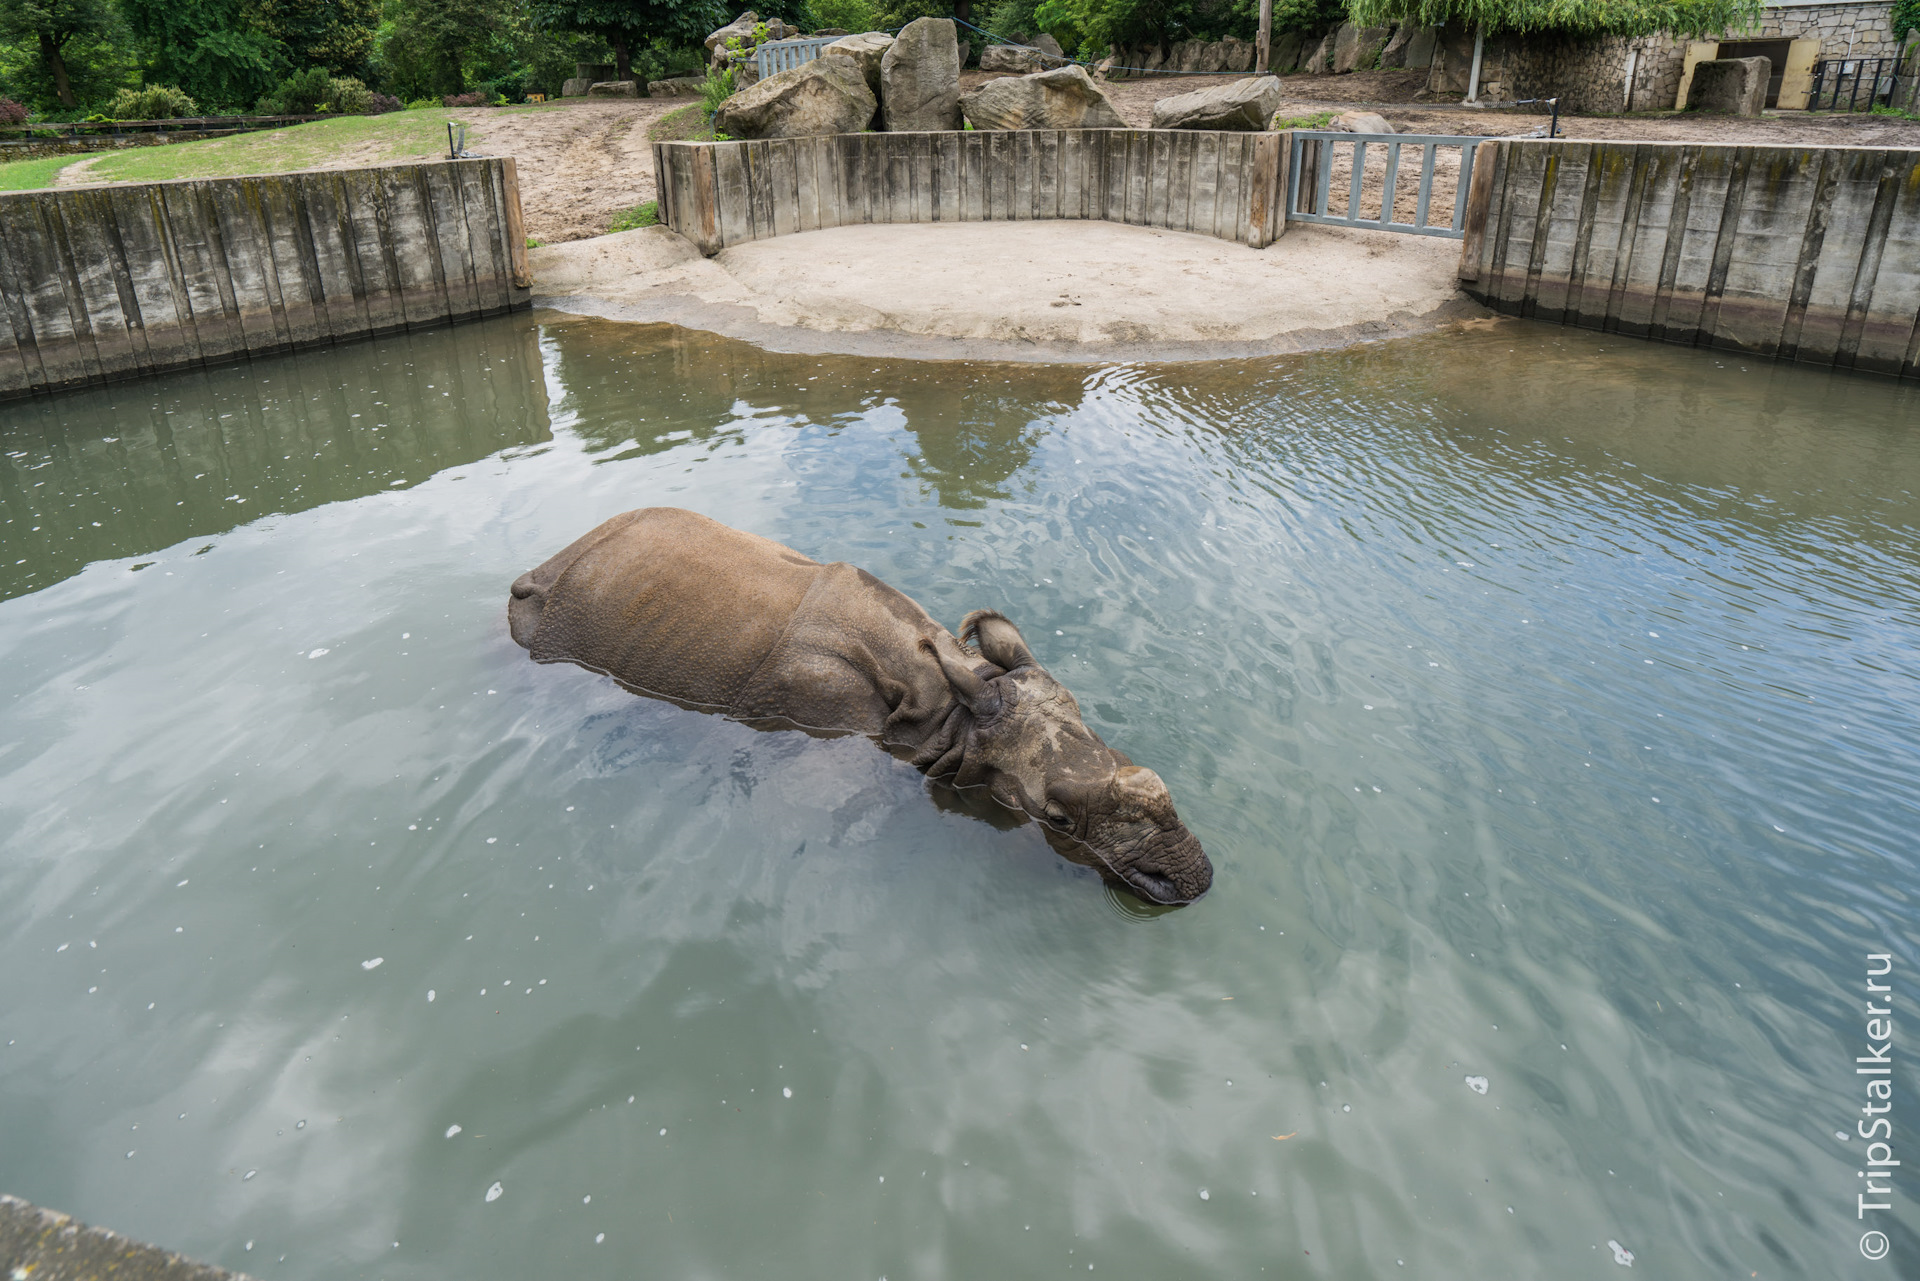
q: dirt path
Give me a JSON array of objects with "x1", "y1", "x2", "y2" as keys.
[{"x1": 452, "y1": 100, "x2": 682, "y2": 243}]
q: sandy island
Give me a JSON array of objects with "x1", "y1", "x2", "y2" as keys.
[{"x1": 526, "y1": 220, "x2": 1485, "y2": 363}]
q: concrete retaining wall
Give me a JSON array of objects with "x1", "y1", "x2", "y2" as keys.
[
  {"x1": 0, "y1": 158, "x2": 532, "y2": 400},
  {"x1": 1460, "y1": 139, "x2": 1920, "y2": 380},
  {"x1": 653, "y1": 129, "x2": 1289, "y2": 255}
]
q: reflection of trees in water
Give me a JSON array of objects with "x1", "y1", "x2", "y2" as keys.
[
  {"x1": 0, "y1": 318, "x2": 550, "y2": 602},
  {"x1": 547, "y1": 320, "x2": 1085, "y2": 511}
]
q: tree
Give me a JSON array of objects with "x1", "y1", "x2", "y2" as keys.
[
  {"x1": 1347, "y1": 0, "x2": 1762, "y2": 37},
  {"x1": 529, "y1": 0, "x2": 727, "y2": 84},
  {"x1": 0, "y1": 0, "x2": 118, "y2": 107},
  {"x1": 378, "y1": 0, "x2": 517, "y2": 96},
  {"x1": 121, "y1": 0, "x2": 286, "y2": 109},
  {"x1": 263, "y1": 0, "x2": 382, "y2": 77}
]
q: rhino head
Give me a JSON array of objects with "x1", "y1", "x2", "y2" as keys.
[{"x1": 919, "y1": 611, "x2": 1212, "y2": 906}]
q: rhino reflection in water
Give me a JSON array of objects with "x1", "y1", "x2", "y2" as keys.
[{"x1": 508, "y1": 508, "x2": 1212, "y2": 905}]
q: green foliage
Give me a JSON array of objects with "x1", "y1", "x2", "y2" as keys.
[
  {"x1": 1029, "y1": 0, "x2": 1253, "y2": 59},
  {"x1": 1271, "y1": 108, "x2": 1334, "y2": 127},
  {"x1": 121, "y1": 0, "x2": 287, "y2": 109},
  {"x1": 608, "y1": 198, "x2": 659, "y2": 230},
  {"x1": 0, "y1": 0, "x2": 130, "y2": 109},
  {"x1": 255, "y1": 66, "x2": 377, "y2": 111},
  {"x1": 1894, "y1": 0, "x2": 1918, "y2": 48},
  {"x1": 107, "y1": 81, "x2": 199, "y2": 115},
  {"x1": 375, "y1": 0, "x2": 518, "y2": 98},
  {"x1": 529, "y1": 0, "x2": 727, "y2": 84},
  {"x1": 810, "y1": 0, "x2": 880, "y2": 28},
  {"x1": 1347, "y1": 0, "x2": 1761, "y2": 37},
  {"x1": 261, "y1": 0, "x2": 380, "y2": 77},
  {"x1": 699, "y1": 62, "x2": 733, "y2": 113}
]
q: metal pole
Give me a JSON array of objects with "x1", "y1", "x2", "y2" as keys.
[
  {"x1": 1466, "y1": 27, "x2": 1485, "y2": 102},
  {"x1": 1256, "y1": 0, "x2": 1272, "y2": 74},
  {"x1": 1549, "y1": 96, "x2": 1560, "y2": 136}
]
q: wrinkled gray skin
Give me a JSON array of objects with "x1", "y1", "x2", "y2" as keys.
[{"x1": 509, "y1": 507, "x2": 1211, "y2": 904}]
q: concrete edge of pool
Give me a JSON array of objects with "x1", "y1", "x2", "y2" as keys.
[
  {"x1": 1, "y1": 1193, "x2": 249, "y2": 1280},
  {"x1": 525, "y1": 221, "x2": 1492, "y2": 364}
]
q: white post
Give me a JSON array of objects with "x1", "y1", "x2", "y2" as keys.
[
  {"x1": 1466, "y1": 26, "x2": 1485, "y2": 102},
  {"x1": 1623, "y1": 46, "x2": 1639, "y2": 111}
]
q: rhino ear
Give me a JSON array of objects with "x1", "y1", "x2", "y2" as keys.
[
  {"x1": 961, "y1": 610, "x2": 1037, "y2": 671},
  {"x1": 924, "y1": 637, "x2": 1003, "y2": 715}
]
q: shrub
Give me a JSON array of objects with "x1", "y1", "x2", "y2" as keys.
[
  {"x1": 254, "y1": 69, "x2": 380, "y2": 116},
  {"x1": 699, "y1": 66, "x2": 735, "y2": 116},
  {"x1": 0, "y1": 99, "x2": 28, "y2": 127},
  {"x1": 107, "y1": 84, "x2": 200, "y2": 120},
  {"x1": 442, "y1": 90, "x2": 488, "y2": 107},
  {"x1": 369, "y1": 92, "x2": 403, "y2": 113},
  {"x1": 1271, "y1": 109, "x2": 1335, "y2": 129},
  {"x1": 405, "y1": 97, "x2": 440, "y2": 110},
  {"x1": 609, "y1": 200, "x2": 659, "y2": 232}
]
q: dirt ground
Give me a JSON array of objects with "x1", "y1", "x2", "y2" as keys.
[
  {"x1": 431, "y1": 69, "x2": 1920, "y2": 243},
  {"x1": 449, "y1": 99, "x2": 686, "y2": 243}
]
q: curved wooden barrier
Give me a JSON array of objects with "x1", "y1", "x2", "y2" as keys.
[{"x1": 652, "y1": 130, "x2": 1291, "y2": 255}]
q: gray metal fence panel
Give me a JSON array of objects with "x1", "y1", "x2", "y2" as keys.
[
  {"x1": 1285, "y1": 131, "x2": 1483, "y2": 240},
  {"x1": 756, "y1": 37, "x2": 844, "y2": 78}
]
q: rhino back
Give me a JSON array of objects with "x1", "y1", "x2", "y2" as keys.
[{"x1": 515, "y1": 507, "x2": 822, "y2": 709}]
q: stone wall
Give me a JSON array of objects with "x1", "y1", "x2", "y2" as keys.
[
  {"x1": 0, "y1": 158, "x2": 531, "y2": 399},
  {"x1": 1460, "y1": 138, "x2": 1920, "y2": 379},
  {"x1": 1430, "y1": 1, "x2": 1902, "y2": 112},
  {"x1": 653, "y1": 129, "x2": 1288, "y2": 253}
]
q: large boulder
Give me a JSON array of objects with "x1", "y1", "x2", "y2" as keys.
[
  {"x1": 1332, "y1": 23, "x2": 1393, "y2": 73},
  {"x1": 588, "y1": 80, "x2": 637, "y2": 97},
  {"x1": 647, "y1": 76, "x2": 706, "y2": 97},
  {"x1": 823, "y1": 31, "x2": 894, "y2": 95},
  {"x1": 1377, "y1": 25, "x2": 1413, "y2": 67},
  {"x1": 561, "y1": 77, "x2": 594, "y2": 97},
  {"x1": 961, "y1": 64, "x2": 1124, "y2": 129},
  {"x1": 1687, "y1": 57, "x2": 1768, "y2": 115},
  {"x1": 1329, "y1": 109, "x2": 1394, "y2": 133},
  {"x1": 1402, "y1": 25, "x2": 1439, "y2": 68},
  {"x1": 1223, "y1": 37, "x2": 1254, "y2": 71},
  {"x1": 1032, "y1": 33, "x2": 1067, "y2": 65},
  {"x1": 980, "y1": 43, "x2": 1044, "y2": 72},
  {"x1": 1150, "y1": 75, "x2": 1282, "y2": 130},
  {"x1": 706, "y1": 11, "x2": 758, "y2": 53},
  {"x1": 713, "y1": 55, "x2": 877, "y2": 137},
  {"x1": 881, "y1": 17, "x2": 962, "y2": 131},
  {"x1": 1298, "y1": 32, "x2": 1332, "y2": 74},
  {"x1": 1269, "y1": 31, "x2": 1303, "y2": 73}
]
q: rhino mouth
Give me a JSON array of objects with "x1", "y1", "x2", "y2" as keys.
[{"x1": 1125, "y1": 868, "x2": 1186, "y2": 905}]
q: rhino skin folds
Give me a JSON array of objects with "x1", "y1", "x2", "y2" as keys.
[{"x1": 509, "y1": 508, "x2": 1211, "y2": 904}]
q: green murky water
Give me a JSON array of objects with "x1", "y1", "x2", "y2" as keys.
[{"x1": 2, "y1": 317, "x2": 1918, "y2": 1279}]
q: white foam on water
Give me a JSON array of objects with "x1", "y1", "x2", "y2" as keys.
[
  {"x1": 243, "y1": 1170, "x2": 257, "y2": 1181},
  {"x1": 56, "y1": 943, "x2": 68, "y2": 952},
  {"x1": 1465, "y1": 1076, "x2": 1489, "y2": 1095},
  {"x1": 485, "y1": 1182, "x2": 503, "y2": 1202},
  {"x1": 1198, "y1": 1189, "x2": 1209, "y2": 1200},
  {"x1": 427, "y1": 990, "x2": 435, "y2": 1002},
  {"x1": 783, "y1": 1087, "x2": 792, "y2": 1098},
  {"x1": 446, "y1": 1125, "x2": 461, "y2": 1138},
  {"x1": 1608, "y1": 1240, "x2": 1633, "y2": 1266},
  {"x1": 583, "y1": 1195, "x2": 590, "y2": 1204},
  {"x1": 595, "y1": 1233, "x2": 605, "y2": 1244},
  {"x1": 361, "y1": 958, "x2": 383, "y2": 971},
  {"x1": 307, "y1": 649, "x2": 328, "y2": 659}
]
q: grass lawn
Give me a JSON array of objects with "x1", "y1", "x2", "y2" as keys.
[
  {"x1": 0, "y1": 110, "x2": 461, "y2": 192},
  {"x1": 0, "y1": 154, "x2": 85, "y2": 191}
]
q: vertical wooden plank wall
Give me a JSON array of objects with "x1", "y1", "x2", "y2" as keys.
[
  {"x1": 653, "y1": 128, "x2": 1291, "y2": 256},
  {"x1": 0, "y1": 158, "x2": 532, "y2": 399},
  {"x1": 1461, "y1": 138, "x2": 1920, "y2": 380}
]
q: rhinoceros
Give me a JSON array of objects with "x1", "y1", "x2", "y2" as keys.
[{"x1": 507, "y1": 507, "x2": 1211, "y2": 904}]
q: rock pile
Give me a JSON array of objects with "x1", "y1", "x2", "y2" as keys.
[
  {"x1": 705, "y1": 14, "x2": 1126, "y2": 138},
  {"x1": 1109, "y1": 22, "x2": 1439, "y2": 77}
]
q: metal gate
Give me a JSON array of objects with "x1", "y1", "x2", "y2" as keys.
[
  {"x1": 1806, "y1": 57, "x2": 1919, "y2": 112},
  {"x1": 1286, "y1": 131, "x2": 1484, "y2": 240},
  {"x1": 756, "y1": 36, "x2": 845, "y2": 78}
]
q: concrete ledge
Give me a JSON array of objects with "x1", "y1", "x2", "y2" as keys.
[
  {"x1": 2, "y1": 1193, "x2": 249, "y2": 1280},
  {"x1": 529, "y1": 219, "x2": 1485, "y2": 363},
  {"x1": 652, "y1": 129, "x2": 1290, "y2": 255},
  {"x1": 0, "y1": 158, "x2": 534, "y2": 400},
  {"x1": 1460, "y1": 139, "x2": 1920, "y2": 380}
]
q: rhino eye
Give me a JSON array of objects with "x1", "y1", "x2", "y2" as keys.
[{"x1": 1043, "y1": 801, "x2": 1073, "y2": 830}]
